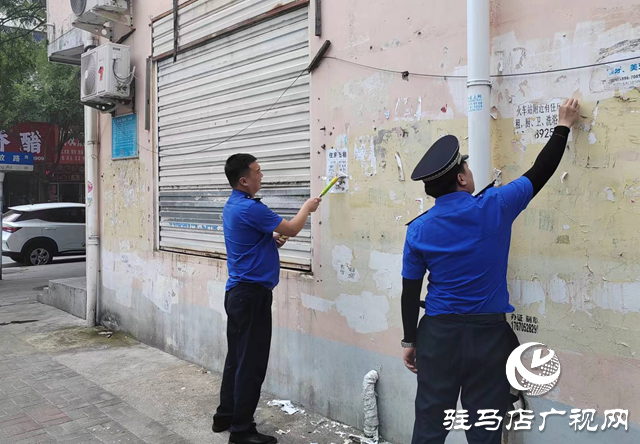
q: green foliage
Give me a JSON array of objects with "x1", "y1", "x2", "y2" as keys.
[{"x1": 1, "y1": 1, "x2": 83, "y2": 163}]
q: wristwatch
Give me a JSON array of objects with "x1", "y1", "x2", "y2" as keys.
[{"x1": 401, "y1": 341, "x2": 416, "y2": 348}]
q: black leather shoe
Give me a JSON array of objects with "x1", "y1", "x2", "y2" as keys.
[
  {"x1": 212, "y1": 417, "x2": 232, "y2": 433},
  {"x1": 229, "y1": 431, "x2": 277, "y2": 444}
]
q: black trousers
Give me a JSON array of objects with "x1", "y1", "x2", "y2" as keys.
[
  {"x1": 412, "y1": 314, "x2": 519, "y2": 444},
  {"x1": 215, "y1": 283, "x2": 273, "y2": 433}
]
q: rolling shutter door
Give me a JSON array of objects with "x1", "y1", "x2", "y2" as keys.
[{"x1": 153, "y1": 4, "x2": 311, "y2": 270}]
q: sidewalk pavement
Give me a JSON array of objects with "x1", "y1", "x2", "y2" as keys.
[{"x1": 0, "y1": 265, "x2": 377, "y2": 444}]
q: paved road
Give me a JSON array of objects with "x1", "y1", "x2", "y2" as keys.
[
  {"x1": 2, "y1": 256, "x2": 85, "y2": 270},
  {"x1": 0, "y1": 261, "x2": 85, "y2": 307},
  {"x1": 0, "y1": 262, "x2": 372, "y2": 444}
]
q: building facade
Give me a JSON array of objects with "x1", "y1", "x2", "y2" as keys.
[{"x1": 47, "y1": 1, "x2": 640, "y2": 442}]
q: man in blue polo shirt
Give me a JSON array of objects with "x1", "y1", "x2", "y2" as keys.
[
  {"x1": 212, "y1": 154, "x2": 320, "y2": 444},
  {"x1": 401, "y1": 99, "x2": 580, "y2": 443}
]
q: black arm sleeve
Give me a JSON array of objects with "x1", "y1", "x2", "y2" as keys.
[
  {"x1": 401, "y1": 277, "x2": 424, "y2": 343},
  {"x1": 523, "y1": 126, "x2": 571, "y2": 197}
]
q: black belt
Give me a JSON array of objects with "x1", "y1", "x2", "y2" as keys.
[{"x1": 432, "y1": 313, "x2": 506, "y2": 323}]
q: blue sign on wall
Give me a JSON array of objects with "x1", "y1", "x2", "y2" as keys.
[
  {"x1": 112, "y1": 114, "x2": 138, "y2": 160},
  {"x1": 0, "y1": 152, "x2": 34, "y2": 171}
]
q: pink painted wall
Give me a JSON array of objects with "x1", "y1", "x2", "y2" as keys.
[{"x1": 45, "y1": 1, "x2": 640, "y2": 441}]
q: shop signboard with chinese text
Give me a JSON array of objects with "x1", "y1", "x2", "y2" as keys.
[
  {"x1": 0, "y1": 153, "x2": 34, "y2": 172},
  {"x1": 0, "y1": 123, "x2": 56, "y2": 163}
]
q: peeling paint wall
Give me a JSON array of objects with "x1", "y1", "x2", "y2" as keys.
[
  {"x1": 46, "y1": 0, "x2": 640, "y2": 442},
  {"x1": 312, "y1": 1, "x2": 640, "y2": 441}
]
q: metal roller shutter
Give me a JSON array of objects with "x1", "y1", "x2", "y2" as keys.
[{"x1": 154, "y1": 5, "x2": 311, "y2": 270}]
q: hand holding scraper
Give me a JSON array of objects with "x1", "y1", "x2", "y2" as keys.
[
  {"x1": 319, "y1": 170, "x2": 348, "y2": 197},
  {"x1": 278, "y1": 171, "x2": 346, "y2": 242}
]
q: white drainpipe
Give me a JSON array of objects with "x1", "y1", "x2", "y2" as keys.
[
  {"x1": 84, "y1": 33, "x2": 100, "y2": 327},
  {"x1": 467, "y1": 0, "x2": 492, "y2": 189}
]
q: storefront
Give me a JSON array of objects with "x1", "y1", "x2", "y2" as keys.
[{"x1": 0, "y1": 122, "x2": 84, "y2": 211}]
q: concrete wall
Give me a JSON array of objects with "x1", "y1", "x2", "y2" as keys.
[{"x1": 47, "y1": 0, "x2": 640, "y2": 442}]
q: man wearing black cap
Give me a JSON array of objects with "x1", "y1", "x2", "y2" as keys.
[{"x1": 401, "y1": 99, "x2": 580, "y2": 443}]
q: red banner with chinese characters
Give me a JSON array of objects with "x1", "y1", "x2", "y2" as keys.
[
  {"x1": 58, "y1": 138, "x2": 85, "y2": 165},
  {"x1": 0, "y1": 122, "x2": 55, "y2": 163},
  {"x1": 47, "y1": 164, "x2": 85, "y2": 183},
  {"x1": 0, "y1": 122, "x2": 83, "y2": 165}
]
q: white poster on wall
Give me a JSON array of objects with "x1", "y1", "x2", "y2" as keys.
[
  {"x1": 604, "y1": 61, "x2": 640, "y2": 91},
  {"x1": 326, "y1": 148, "x2": 348, "y2": 193},
  {"x1": 514, "y1": 98, "x2": 572, "y2": 143}
]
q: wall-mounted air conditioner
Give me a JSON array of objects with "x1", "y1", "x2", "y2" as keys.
[
  {"x1": 71, "y1": 0, "x2": 132, "y2": 40},
  {"x1": 81, "y1": 43, "x2": 133, "y2": 111}
]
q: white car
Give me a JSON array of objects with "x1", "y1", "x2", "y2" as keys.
[{"x1": 2, "y1": 203, "x2": 86, "y2": 266}]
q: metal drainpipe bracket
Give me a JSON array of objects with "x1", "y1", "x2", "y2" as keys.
[
  {"x1": 87, "y1": 235, "x2": 100, "y2": 246},
  {"x1": 466, "y1": 79, "x2": 493, "y2": 88}
]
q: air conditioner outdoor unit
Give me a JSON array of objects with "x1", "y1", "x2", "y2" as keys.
[
  {"x1": 81, "y1": 43, "x2": 133, "y2": 106},
  {"x1": 70, "y1": 0, "x2": 131, "y2": 39},
  {"x1": 71, "y1": 0, "x2": 128, "y2": 16}
]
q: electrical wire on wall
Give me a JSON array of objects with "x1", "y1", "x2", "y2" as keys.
[
  {"x1": 113, "y1": 59, "x2": 136, "y2": 91},
  {"x1": 111, "y1": 53, "x2": 640, "y2": 158}
]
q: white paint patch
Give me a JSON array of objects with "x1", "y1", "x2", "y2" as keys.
[
  {"x1": 114, "y1": 281, "x2": 132, "y2": 308},
  {"x1": 589, "y1": 132, "x2": 598, "y2": 145},
  {"x1": 490, "y1": 21, "x2": 639, "y2": 119},
  {"x1": 332, "y1": 245, "x2": 360, "y2": 283},
  {"x1": 395, "y1": 152, "x2": 405, "y2": 182},
  {"x1": 301, "y1": 294, "x2": 335, "y2": 313},
  {"x1": 510, "y1": 280, "x2": 546, "y2": 306},
  {"x1": 207, "y1": 281, "x2": 227, "y2": 320},
  {"x1": 604, "y1": 187, "x2": 616, "y2": 202},
  {"x1": 563, "y1": 225, "x2": 570, "y2": 230},
  {"x1": 393, "y1": 97, "x2": 422, "y2": 122},
  {"x1": 335, "y1": 292, "x2": 389, "y2": 334},
  {"x1": 548, "y1": 277, "x2": 568, "y2": 304},
  {"x1": 144, "y1": 275, "x2": 182, "y2": 314},
  {"x1": 448, "y1": 65, "x2": 468, "y2": 115},
  {"x1": 592, "y1": 282, "x2": 640, "y2": 314},
  {"x1": 102, "y1": 250, "x2": 137, "y2": 309},
  {"x1": 369, "y1": 251, "x2": 403, "y2": 298},
  {"x1": 103, "y1": 263, "x2": 133, "y2": 309},
  {"x1": 493, "y1": 168, "x2": 503, "y2": 186},
  {"x1": 354, "y1": 136, "x2": 377, "y2": 177},
  {"x1": 389, "y1": 190, "x2": 397, "y2": 201},
  {"x1": 511, "y1": 278, "x2": 640, "y2": 315},
  {"x1": 346, "y1": 34, "x2": 370, "y2": 49},
  {"x1": 341, "y1": 74, "x2": 389, "y2": 120}
]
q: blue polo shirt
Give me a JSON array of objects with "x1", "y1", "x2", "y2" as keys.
[
  {"x1": 402, "y1": 176, "x2": 534, "y2": 315},
  {"x1": 223, "y1": 190, "x2": 283, "y2": 291}
]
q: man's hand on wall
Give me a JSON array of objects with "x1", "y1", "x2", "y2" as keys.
[{"x1": 559, "y1": 98, "x2": 580, "y2": 128}]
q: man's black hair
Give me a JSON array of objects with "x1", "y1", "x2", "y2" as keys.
[
  {"x1": 225, "y1": 154, "x2": 257, "y2": 188},
  {"x1": 423, "y1": 161, "x2": 467, "y2": 198}
]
